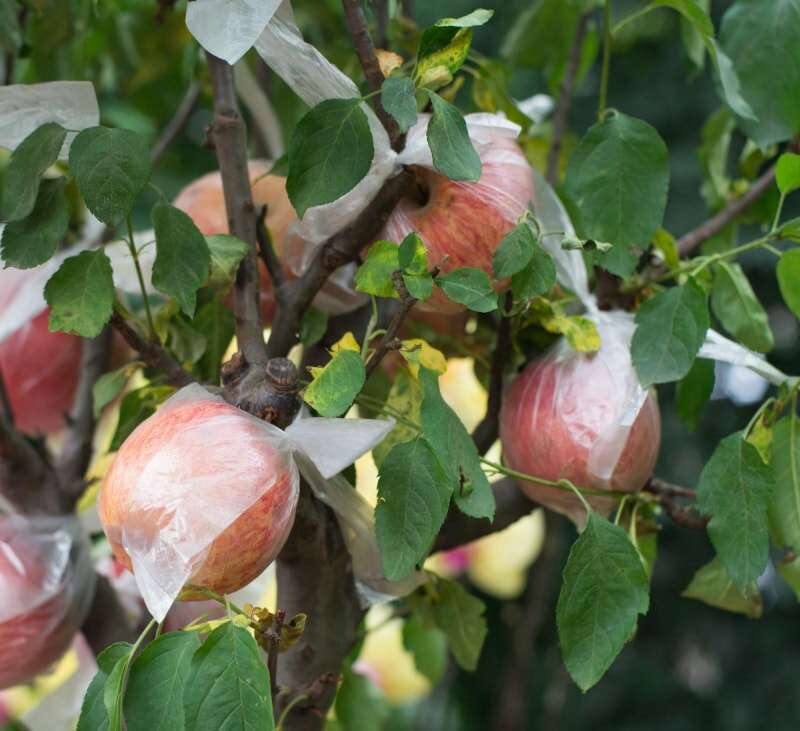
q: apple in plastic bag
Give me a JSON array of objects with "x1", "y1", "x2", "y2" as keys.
[
  {"x1": 0, "y1": 518, "x2": 85, "y2": 689},
  {"x1": 99, "y1": 395, "x2": 299, "y2": 599},
  {"x1": 381, "y1": 132, "x2": 534, "y2": 310},
  {"x1": 173, "y1": 160, "x2": 295, "y2": 323},
  {"x1": 499, "y1": 347, "x2": 661, "y2": 520},
  {"x1": 0, "y1": 268, "x2": 81, "y2": 435}
]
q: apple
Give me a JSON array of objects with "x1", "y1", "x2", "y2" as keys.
[
  {"x1": 381, "y1": 132, "x2": 534, "y2": 311},
  {"x1": 0, "y1": 517, "x2": 86, "y2": 689},
  {"x1": 173, "y1": 160, "x2": 295, "y2": 323},
  {"x1": 0, "y1": 268, "x2": 82, "y2": 435},
  {"x1": 499, "y1": 349, "x2": 661, "y2": 519},
  {"x1": 99, "y1": 393, "x2": 299, "y2": 599}
]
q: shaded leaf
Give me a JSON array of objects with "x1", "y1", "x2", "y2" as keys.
[
  {"x1": 676, "y1": 357, "x2": 715, "y2": 432},
  {"x1": 304, "y1": 349, "x2": 366, "y2": 417},
  {"x1": 769, "y1": 415, "x2": 800, "y2": 552},
  {"x1": 426, "y1": 92, "x2": 481, "y2": 182},
  {"x1": 682, "y1": 557, "x2": 762, "y2": 618},
  {"x1": 777, "y1": 249, "x2": 800, "y2": 319},
  {"x1": 436, "y1": 268, "x2": 497, "y2": 312},
  {"x1": 711, "y1": 261, "x2": 773, "y2": 352},
  {"x1": 355, "y1": 241, "x2": 400, "y2": 298},
  {"x1": 430, "y1": 578, "x2": 487, "y2": 671},
  {"x1": 381, "y1": 75, "x2": 417, "y2": 132}
]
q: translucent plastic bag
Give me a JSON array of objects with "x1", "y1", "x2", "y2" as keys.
[
  {"x1": 99, "y1": 384, "x2": 408, "y2": 621},
  {"x1": 500, "y1": 313, "x2": 661, "y2": 524},
  {"x1": 0, "y1": 265, "x2": 82, "y2": 435},
  {"x1": 0, "y1": 514, "x2": 95, "y2": 690}
]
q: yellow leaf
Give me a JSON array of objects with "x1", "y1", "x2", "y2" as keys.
[
  {"x1": 531, "y1": 298, "x2": 601, "y2": 353},
  {"x1": 746, "y1": 415, "x2": 773, "y2": 464},
  {"x1": 331, "y1": 331, "x2": 361, "y2": 354},
  {"x1": 401, "y1": 338, "x2": 447, "y2": 378}
]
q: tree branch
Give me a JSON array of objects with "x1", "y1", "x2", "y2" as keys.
[
  {"x1": 206, "y1": 52, "x2": 268, "y2": 366},
  {"x1": 675, "y1": 164, "x2": 777, "y2": 257},
  {"x1": 110, "y1": 312, "x2": 194, "y2": 387},
  {"x1": 546, "y1": 13, "x2": 590, "y2": 186},
  {"x1": 471, "y1": 292, "x2": 513, "y2": 456},
  {"x1": 266, "y1": 168, "x2": 416, "y2": 358},
  {"x1": 341, "y1": 0, "x2": 403, "y2": 150},
  {"x1": 56, "y1": 328, "x2": 113, "y2": 497},
  {"x1": 365, "y1": 268, "x2": 438, "y2": 379},
  {"x1": 150, "y1": 80, "x2": 201, "y2": 165}
]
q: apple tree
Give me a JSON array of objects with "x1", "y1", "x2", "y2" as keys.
[{"x1": 0, "y1": 0, "x2": 799, "y2": 729}]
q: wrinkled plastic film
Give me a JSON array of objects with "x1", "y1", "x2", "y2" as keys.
[
  {"x1": 699, "y1": 328, "x2": 790, "y2": 386},
  {"x1": 0, "y1": 514, "x2": 95, "y2": 689},
  {"x1": 100, "y1": 384, "x2": 301, "y2": 621}
]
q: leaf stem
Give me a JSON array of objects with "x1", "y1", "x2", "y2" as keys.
[
  {"x1": 610, "y1": 5, "x2": 655, "y2": 37},
  {"x1": 125, "y1": 215, "x2": 156, "y2": 340},
  {"x1": 276, "y1": 692, "x2": 309, "y2": 730},
  {"x1": 598, "y1": 0, "x2": 612, "y2": 119},
  {"x1": 772, "y1": 192, "x2": 787, "y2": 233}
]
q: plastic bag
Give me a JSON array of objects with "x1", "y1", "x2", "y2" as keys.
[
  {"x1": 500, "y1": 313, "x2": 661, "y2": 523},
  {"x1": 99, "y1": 384, "x2": 408, "y2": 621},
  {"x1": 0, "y1": 514, "x2": 95, "y2": 690},
  {"x1": 0, "y1": 265, "x2": 82, "y2": 435}
]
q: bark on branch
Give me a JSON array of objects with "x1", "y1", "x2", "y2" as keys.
[
  {"x1": 207, "y1": 52, "x2": 268, "y2": 366},
  {"x1": 266, "y1": 168, "x2": 416, "y2": 358}
]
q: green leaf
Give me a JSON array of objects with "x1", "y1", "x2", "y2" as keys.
[
  {"x1": 110, "y1": 386, "x2": 174, "y2": 451},
  {"x1": 682, "y1": 557, "x2": 762, "y2": 618},
  {"x1": 710, "y1": 261, "x2": 773, "y2": 352},
  {"x1": 708, "y1": 39, "x2": 757, "y2": 123},
  {"x1": 511, "y1": 245, "x2": 557, "y2": 300},
  {"x1": 69, "y1": 127, "x2": 151, "y2": 226},
  {"x1": 0, "y1": 122, "x2": 67, "y2": 222},
  {"x1": 778, "y1": 218, "x2": 800, "y2": 243},
  {"x1": 776, "y1": 153, "x2": 800, "y2": 196},
  {"x1": 402, "y1": 613, "x2": 448, "y2": 684},
  {"x1": 355, "y1": 241, "x2": 400, "y2": 298},
  {"x1": 769, "y1": 415, "x2": 800, "y2": 552},
  {"x1": 420, "y1": 368, "x2": 495, "y2": 519},
  {"x1": 426, "y1": 92, "x2": 482, "y2": 182},
  {"x1": 299, "y1": 307, "x2": 328, "y2": 348},
  {"x1": 436, "y1": 268, "x2": 498, "y2": 313},
  {"x1": 398, "y1": 232, "x2": 428, "y2": 275},
  {"x1": 675, "y1": 358, "x2": 715, "y2": 432},
  {"x1": 719, "y1": 0, "x2": 800, "y2": 145},
  {"x1": 416, "y1": 8, "x2": 494, "y2": 83},
  {"x1": 0, "y1": 0, "x2": 21, "y2": 54},
  {"x1": 183, "y1": 623, "x2": 274, "y2": 731},
  {"x1": 77, "y1": 644, "x2": 133, "y2": 731},
  {"x1": 304, "y1": 349, "x2": 366, "y2": 417},
  {"x1": 151, "y1": 201, "x2": 211, "y2": 317},
  {"x1": 645, "y1": 0, "x2": 714, "y2": 38},
  {"x1": 696, "y1": 431, "x2": 774, "y2": 590},
  {"x1": 565, "y1": 112, "x2": 669, "y2": 277},
  {"x1": 436, "y1": 9, "x2": 494, "y2": 28},
  {"x1": 93, "y1": 367, "x2": 130, "y2": 419},
  {"x1": 404, "y1": 273, "x2": 434, "y2": 301},
  {"x1": 0, "y1": 177, "x2": 69, "y2": 269},
  {"x1": 334, "y1": 669, "x2": 390, "y2": 731},
  {"x1": 193, "y1": 298, "x2": 235, "y2": 384},
  {"x1": 430, "y1": 578, "x2": 487, "y2": 671},
  {"x1": 372, "y1": 368, "x2": 422, "y2": 467},
  {"x1": 698, "y1": 108, "x2": 735, "y2": 210},
  {"x1": 103, "y1": 655, "x2": 128, "y2": 731},
  {"x1": 376, "y1": 438, "x2": 452, "y2": 580},
  {"x1": 556, "y1": 512, "x2": 650, "y2": 692},
  {"x1": 286, "y1": 98, "x2": 374, "y2": 218},
  {"x1": 124, "y1": 632, "x2": 201, "y2": 731},
  {"x1": 44, "y1": 250, "x2": 114, "y2": 337},
  {"x1": 631, "y1": 279, "x2": 709, "y2": 387},
  {"x1": 205, "y1": 234, "x2": 249, "y2": 292},
  {"x1": 381, "y1": 75, "x2": 417, "y2": 133},
  {"x1": 778, "y1": 249, "x2": 800, "y2": 320},
  {"x1": 493, "y1": 222, "x2": 536, "y2": 279}
]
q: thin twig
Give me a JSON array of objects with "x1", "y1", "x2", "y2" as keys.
[
  {"x1": 56, "y1": 328, "x2": 113, "y2": 493},
  {"x1": 266, "y1": 168, "x2": 416, "y2": 358},
  {"x1": 256, "y1": 205, "x2": 286, "y2": 299},
  {"x1": 365, "y1": 268, "x2": 438, "y2": 378},
  {"x1": 675, "y1": 164, "x2": 778, "y2": 257},
  {"x1": 646, "y1": 477, "x2": 696, "y2": 500},
  {"x1": 206, "y1": 52, "x2": 268, "y2": 366},
  {"x1": 110, "y1": 311, "x2": 194, "y2": 387},
  {"x1": 546, "y1": 13, "x2": 590, "y2": 185},
  {"x1": 471, "y1": 292, "x2": 513, "y2": 456},
  {"x1": 150, "y1": 80, "x2": 201, "y2": 164},
  {"x1": 341, "y1": 0, "x2": 403, "y2": 150}
]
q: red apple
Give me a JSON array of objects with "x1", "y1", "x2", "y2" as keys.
[
  {"x1": 381, "y1": 132, "x2": 534, "y2": 311},
  {"x1": 499, "y1": 346, "x2": 661, "y2": 519},
  {"x1": 99, "y1": 393, "x2": 299, "y2": 599},
  {"x1": 173, "y1": 161, "x2": 295, "y2": 324},
  {"x1": 0, "y1": 268, "x2": 81, "y2": 435},
  {"x1": 0, "y1": 516, "x2": 87, "y2": 689}
]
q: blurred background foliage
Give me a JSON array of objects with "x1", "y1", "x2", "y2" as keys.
[{"x1": 4, "y1": 0, "x2": 799, "y2": 728}]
